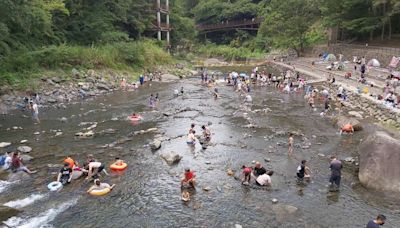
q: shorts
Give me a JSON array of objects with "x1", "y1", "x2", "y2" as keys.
[
  {"x1": 32, "y1": 112, "x2": 39, "y2": 119},
  {"x1": 186, "y1": 141, "x2": 195, "y2": 145},
  {"x1": 329, "y1": 175, "x2": 341, "y2": 187}
]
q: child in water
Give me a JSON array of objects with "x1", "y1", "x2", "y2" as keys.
[
  {"x1": 114, "y1": 157, "x2": 124, "y2": 166},
  {"x1": 181, "y1": 190, "x2": 190, "y2": 202},
  {"x1": 288, "y1": 133, "x2": 294, "y2": 157}
]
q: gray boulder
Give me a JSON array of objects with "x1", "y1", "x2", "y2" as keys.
[
  {"x1": 17, "y1": 146, "x2": 32, "y2": 153},
  {"x1": 335, "y1": 116, "x2": 362, "y2": 131},
  {"x1": 359, "y1": 131, "x2": 400, "y2": 192},
  {"x1": 150, "y1": 139, "x2": 162, "y2": 150},
  {"x1": 20, "y1": 154, "x2": 33, "y2": 162},
  {"x1": 160, "y1": 151, "x2": 182, "y2": 165},
  {"x1": 97, "y1": 83, "x2": 110, "y2": 91}
]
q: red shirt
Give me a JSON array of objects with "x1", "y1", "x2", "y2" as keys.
[
  {"x1": 185, "y1": 171, "x2": 195, "y2": 180},
  {"x1": 243, "y1": 167, "x2": 252, "y2": 174}
]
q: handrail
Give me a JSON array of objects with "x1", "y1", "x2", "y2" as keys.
[{"x1": 197, "y1": 18, "x2": 264, "y2": 31}]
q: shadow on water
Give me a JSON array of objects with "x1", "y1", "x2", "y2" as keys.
[{"x1": 0, "y1": 68, "x2": 400, "y2": 227}]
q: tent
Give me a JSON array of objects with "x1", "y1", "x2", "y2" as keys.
[
  {"x1": 367, "y1": 59, "x2": 380, "y2": 67},
  {"x1": 324, "y1": 54, "x2": 337, "y2": 62}
]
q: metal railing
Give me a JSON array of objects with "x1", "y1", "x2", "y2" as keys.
[{"x1": 196, "y1": 18, "x2": 264, "y2": 31}]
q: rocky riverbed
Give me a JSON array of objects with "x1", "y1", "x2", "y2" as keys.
[{"x1": 0, "y1": 65, "x2": 196, "y2": 115}]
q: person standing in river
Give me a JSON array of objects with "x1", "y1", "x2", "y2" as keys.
[
  {"x1": 30, "y1": 101, "x2": 40, "y2": 123},
  {"x1": 288, "y1": 133, "x2": 294, "y2": 156},
  {"x1": 329, "y1": 155, "x2": 342, "y2": 191}
]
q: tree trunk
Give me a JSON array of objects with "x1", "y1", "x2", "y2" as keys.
[
  {"x1": 381, "y1": 3, "x2": 386, "y2": 40},
  {"x1": 388, "y1": 16, "x2": 392, "y2": 40}
]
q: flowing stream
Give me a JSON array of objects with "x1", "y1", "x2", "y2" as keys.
[{"x1": 1, "y1": 67, "x2": 399, "y2": 228}]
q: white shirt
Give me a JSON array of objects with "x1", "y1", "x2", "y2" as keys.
[
  {"x1": 32, "y1": 103, "x2": 39, "y2": 114},
  {"x1": 256, "y1": 174, "x2": 271, "y2": 186}
]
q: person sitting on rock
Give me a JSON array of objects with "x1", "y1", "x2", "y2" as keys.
[
  {"x1": 10, "y1": 152, "x2": 36, "y2": 174},
  {"x1": 1, "y1": 151, "x2": 13, "y2": 171},
  {"x1": 181, "y1": 168, "x2": 196, "y2": 188},
  {"x1": 57, "y1": 162, "x2": 73, "y2": 185}
]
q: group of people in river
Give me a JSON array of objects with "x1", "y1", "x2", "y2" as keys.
[{"x1": 195, "y1": 67, "x2": 349, "y2": 194}]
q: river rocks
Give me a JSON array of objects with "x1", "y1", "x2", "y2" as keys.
[
  {"x1": 0, "y1": 206, "x2": 20, "y2": 222},
  {"x1": 20, "y1": 140, "x2": 28, "y2": 144},
  {"x1": 51, "y1": 76, "x2": 63, "y2": 83},
  {"x1": 20, "y1": 154, "x2": 33, "y2": 161},
  {"x1": 202, "y1": 186, "x2": 211, "y2": 191},
  {"x1": 75, "y1": 130, "x2": 94, "y2": 137},
  {"x1": 150, "y1": 139, "x2": 161, "y2": 151},
  {"x1": 97, "y1": 83, "x2": 110, "y2": 91},
  {"x1": 60, "y1": 117, "x2": 68, "y2": 122},
  {"x1": 71, "y1": 170, "x2": 83, "y2": 180},
  {"x1": 160, "y1": 151, "x2": 182, "y2": 165},
  {"x1": 234, "y1": 224, "x2": 243, "y2": 228},
  {"x1": 359, "y1": 131, "x2": 400, "y2": 192},
  {"x1": 161, "y1": 73, "x2": 180, "y2": 82},
  {"x1": 348, "y1": 111, "x2": 363, "y2": 119},
  {"x1": 272, "y1": 198, "x2": 278, "y2": 204},
  {"x1": 131, "y1": 128, "x2": 158, "y2": 136},
  {"x1": 0, "y1": 142, "x2": 11, "y2": 148},
  {"x1": 335, "y1": 116, "x2": 362, "y2": 131},
  {"x1": 17, "y1": 146, "x2": 32, "y2": 153}
]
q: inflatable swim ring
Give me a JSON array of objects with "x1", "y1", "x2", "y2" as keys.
[
  {"x1": 48, "y1": 181, "x2": 63, "y2": 191},
  {"x1": 89, "y1": 187, "x2": 111, "y2": 196},
  {"x1": 128, "y1": 115, "x2": 142, "y2": 121},
  {"x1": 110, "y1": 162, "x2": 128, "y2": 171}
]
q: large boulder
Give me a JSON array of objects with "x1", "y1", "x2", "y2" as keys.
[
  {"x1": 17, "y1": 146, "x2": 32, "y2": 153},
  {"x1": 0, "y1": 206, "x2": 20, "y2": 222},
  {"x1": 335, "y1": 116, "x2": 362, "y2": 131},
  {"x1": 160, "y1": 151, "x2": 182, "y2": 165},
  {"x1": 150, "y1": 139, "x2": 162, "y2": 150},
  {"x1": 359, "y1": 131, "x2": 400, "y2": 192}
]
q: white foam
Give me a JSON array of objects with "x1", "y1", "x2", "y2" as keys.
[
  {"x1": 4, "y1": 199, "x2": 78, "y2": 228},
  {"x1": 0, "y1": 180, "x2": 16, "y2": 193},
  {"x1": 4, "y1": 194, "x2": 48, "y2": 209}
]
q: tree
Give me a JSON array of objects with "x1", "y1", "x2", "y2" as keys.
[{"x1": 258, "y1": 0, "x2": 323, "y2": 55}]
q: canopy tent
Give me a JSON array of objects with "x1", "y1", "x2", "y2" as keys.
[
  {"x1": 367, "y1": 59, "x2": 380, "y2": 67},
  {"x1": 324, "y1": 54, "x2": 337, "y2": 62}
]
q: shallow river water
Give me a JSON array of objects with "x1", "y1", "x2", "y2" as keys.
[{"x1": 0, "y1": 68, "x2": 400, "y2": 228}]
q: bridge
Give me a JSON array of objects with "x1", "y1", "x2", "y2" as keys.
[{"x1": 196, "y1": 18, "x2": 264, "y2": 33}]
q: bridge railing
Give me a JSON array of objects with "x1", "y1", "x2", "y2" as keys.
[{"x1": 196, "y1": 17, "x2": 264, "y2": 31}]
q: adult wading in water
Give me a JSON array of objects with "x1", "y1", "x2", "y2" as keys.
[{"x1": 329, "y1": 155, "x2": 342, "y2": 191}]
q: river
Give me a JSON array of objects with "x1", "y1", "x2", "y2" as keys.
[{"x1": 0, "y1": 67, "x2": 399, "y2": 228}]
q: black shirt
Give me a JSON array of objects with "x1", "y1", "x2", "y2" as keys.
[
  {"x1": 297, "y1": 164, "x2": 305, "y2": 178},
  {"x1": 254, "y1": 167, "x2": 267, "y2": 176},
  {"x1": 60, "y1": 167, "x2": 72, "y2": 179}
]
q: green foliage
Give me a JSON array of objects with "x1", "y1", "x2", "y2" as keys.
[
  {"x1": 195, "y1": 43, "x2": 265, "y2": 61},
  {"x1": 258, "y1": 0, "x2": 322, "y2": 55},
  {"x1": 0, "y1": 40, "x2": 173, "y2": 87}
]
